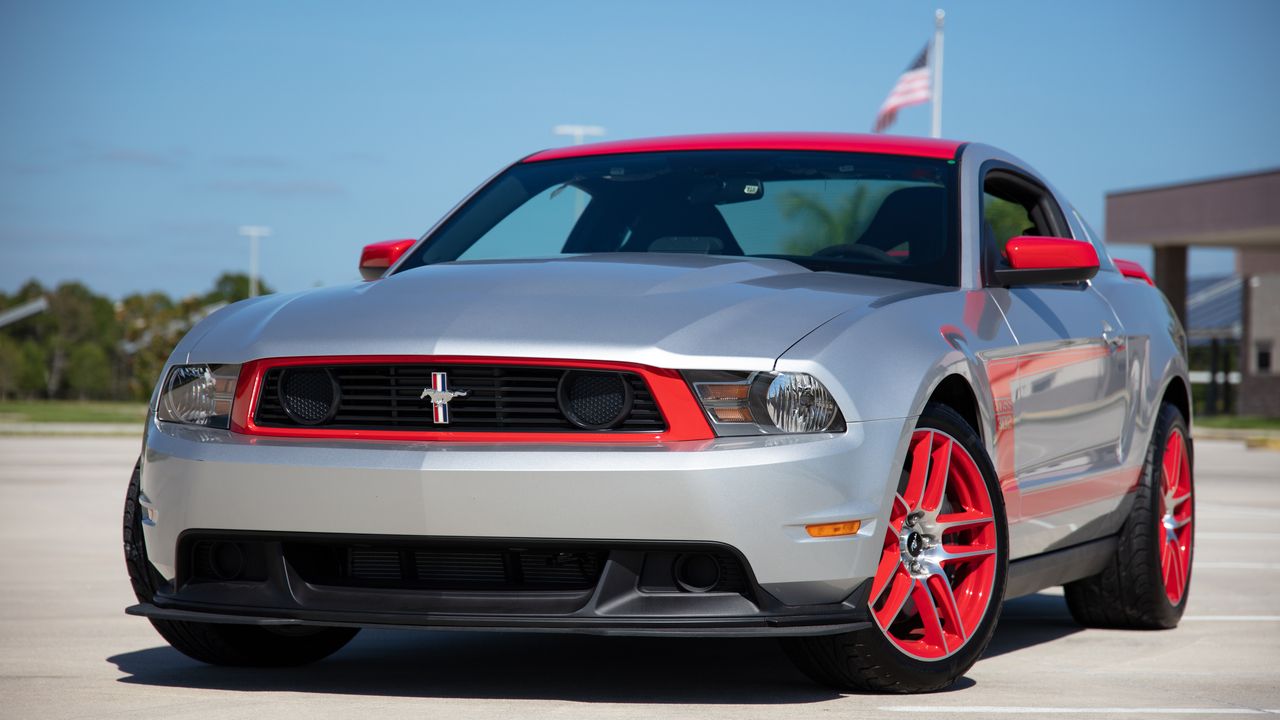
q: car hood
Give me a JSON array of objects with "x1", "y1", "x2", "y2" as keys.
[{"x1": 180, "y1": 254, "x2": 932, "y2": 370}]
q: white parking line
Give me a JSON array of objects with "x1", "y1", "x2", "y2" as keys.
[
  {"x1": 1195, "y1": 562, "x2": 1280, "y2": 570},
  {"x1": 880, "y1": 707, "x2": 1280, "y2": 715},
  {"x1": 1197, "y1": 532, "x2": 1280, "y2": 540},
  {"x1": 1183, "y1": 615, "x2": 1280, "y2": 622},
  {"x1": 999, "y1": 614, "x2": 1280, "y2": 622},
  {"x1": 1198, "y1": 504, "x2": 1280, "y2": 519}
]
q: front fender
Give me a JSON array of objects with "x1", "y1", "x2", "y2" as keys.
[
  {"x1": 775, "y1": 289, "x2": 1015, "y2": 446},
  {"x1": 775, "y1": 288, "x2": 1020, "y2": 552}
]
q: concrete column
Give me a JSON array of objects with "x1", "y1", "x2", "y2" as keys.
[
  {"x1": 1154, "y1": 245, "x2": 1188, "y2": 327},
  {"x1": 1207, "y1": 338, "x2": 1220, "y2": 415}
]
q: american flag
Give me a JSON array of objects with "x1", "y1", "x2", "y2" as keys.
[{"x1": 873, "y1": 44, "x2": 932, "y2": 133}]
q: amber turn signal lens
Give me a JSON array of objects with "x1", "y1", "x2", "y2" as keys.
[
  {"x1": 711, "y1": 406, "x2": 754, "y2": 422},
  {"x1": 697, "y1": 383, "x2": 750, "y2": 402},
  {"x1": 805, "y1": 520, "x2": 862, "y2": 538}
]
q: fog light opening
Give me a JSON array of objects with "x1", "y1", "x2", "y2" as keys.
[
  {"x1": 673, "y1": 552, "x2": 721, "y2": 593},
  {"x1": 208, "y1": 541, "x2": 246, "y2": 581}
]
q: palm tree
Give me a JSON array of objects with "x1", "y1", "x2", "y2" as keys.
[{"x1": 779, "y1": 184, "x2": 907, "y2": 256}]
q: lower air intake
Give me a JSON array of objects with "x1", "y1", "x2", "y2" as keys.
[{"x1": 285, "y1": 541, "x2": 606, "y2": 591}]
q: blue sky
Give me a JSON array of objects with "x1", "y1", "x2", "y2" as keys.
[{"x1": 2, "y1": 0, "x2": 1278, "y2": 298}]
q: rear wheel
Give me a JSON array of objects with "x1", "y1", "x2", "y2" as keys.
[
  {"x1": 124, "y1": 461, "x2": 359, "y2": 665},
  {"x1": 784, "y1": 404, "x2": 1008, "y2": 693},
  {"x1": 1064, "y1": 402, "x2": 1194, "y2": 628}
]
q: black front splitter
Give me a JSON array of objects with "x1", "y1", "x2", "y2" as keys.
[{"x1": 126, "y1": 602, "x2": 870, "y2": 638}]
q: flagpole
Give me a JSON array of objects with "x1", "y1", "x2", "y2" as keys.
[{"x1": 931, "y1": 9, "x2": 945, "y2": 139}]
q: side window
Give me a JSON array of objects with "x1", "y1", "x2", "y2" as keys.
[
  {"x1": 981, "y1": 168, "x2": 1069, "y2": 281},
  {"x1": 982, "y1": 192, "x2": 1032, "y2": 255},
  {"x1": 456, "y1": 185, "x2": 588, "y2": 261}
]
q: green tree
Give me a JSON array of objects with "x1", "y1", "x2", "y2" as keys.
[
  {"x1": 1, "y1": 271, "x2": 274, "y2": 400},
  {"x1": 16, "y1": 340, "x2": 46, "y2": 398},
  {"x1": 0, "y1": 285, "x2": 51, "y2": 398},
  {"x1": 35, "y1": 282, "x2": 118, "y2": 397},
  {"x1": 13, "y1": 279, "x2": 46, "y2": 304},
  {"x1": 779, "y1": 184, "x2": 910, "y2": 256},
  {"x1": 983, "y1": 194, "x2": 1032, "y2": 254},
  {"x1": 66, "y1": 343, "x2": 111, "y2": 400},
  {"x1": 205, "y1": 272, "x2": 272, "y2": 305},
  {"x1": 0, "y1": 280, "x2": 48, "y2": 345},
  {"x1": 118, "y1": 291, "x2": 177, "y2": 400},
  {"x1": 0, "y1": 337, "x2": 19, "y2": 399}
]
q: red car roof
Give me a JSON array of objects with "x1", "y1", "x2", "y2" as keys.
[{"x1": 523, "y1": 132, "x2": 965, "y2": 163}]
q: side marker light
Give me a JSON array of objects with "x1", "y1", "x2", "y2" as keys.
[{"x1": 805, "y1": 520, "x2": 862, "y2": 538}]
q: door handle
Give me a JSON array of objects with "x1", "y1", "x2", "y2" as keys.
[{"x1": 1101, "y1": 325, "x2": 1124, "y2": 351}]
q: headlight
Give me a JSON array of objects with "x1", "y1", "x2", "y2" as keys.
[
  {"x1": 686, "y1": 370, "x2": 845, "y2": 436},
  {"x1": 155, "y1": 364, "x2": 240, "y2": 429}
]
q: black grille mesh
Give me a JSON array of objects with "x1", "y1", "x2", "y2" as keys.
[
  {"x1": 284, "y1": 542, "x2": 606, "y2": 591},
  {"x1": 255, "y1": 363, "x2": 665, "y2": 433},
  {"x1": 278, "y1": 368, "x2": 336, "y2": 424},
  {"x1": 560, "y1": 371, "x2": 628, "y2": 428}
]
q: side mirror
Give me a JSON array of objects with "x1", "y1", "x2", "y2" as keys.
[
  {"x1": 359, "y1": 239, "x2": 416, "y2": 281},
  {"x1": 993, "y1": 236, "x2": 1099, "y2": 286}
]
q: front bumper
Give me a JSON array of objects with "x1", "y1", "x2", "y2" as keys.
[
  {"x1": 129, "y1": 532, "x2": 872, "y2": 637},
  {"x1": 138, "y1": 415, "x2": 910, "y2": 631},
  {"x1": 127, "y1": 604, "x2": 871, "y2": 638}
]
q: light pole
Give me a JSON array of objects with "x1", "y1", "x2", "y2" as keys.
[
  {"x1": 552, "y1": 124, "x2": 605, "y2": 146},
  {"x1": 238, "y1": 225, "x2": 272, "y2": 298},
  {"x1": 552, "y1": 125, "x2": 605, "y2": 218},
  {"x1": 931, "y1": 9, "x2": 945, "y2": 139}
]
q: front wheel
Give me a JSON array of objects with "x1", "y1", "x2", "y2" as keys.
[
  {"x1": 784, "y1": 403, "x2": 1009, "y2": 693},
  {"x1": 123, "y1": 460, "x2": 359, "y2": 666}
]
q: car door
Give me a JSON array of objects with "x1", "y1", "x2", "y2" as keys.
[{"x1": 981, "y1": 166, "x2": 1131, "y2": 557}]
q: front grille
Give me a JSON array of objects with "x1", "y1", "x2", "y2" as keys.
[
  {"x1": 254, "y1": 363, "x2": 665, "y2": 433},
  {"x1": 284, "y1": 541, "x2": 606, "y2": 591}
]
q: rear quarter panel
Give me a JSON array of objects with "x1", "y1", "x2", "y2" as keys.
[{"x1": 1090, "y1": 269, "x2": 1191, "y2": 464}]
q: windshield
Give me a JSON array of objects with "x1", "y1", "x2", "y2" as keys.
[{"x1": 396, "y1": 150, "x2": 959, "y2": 285}]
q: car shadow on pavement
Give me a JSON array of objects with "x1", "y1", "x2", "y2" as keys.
[
  {"x1": 984, "y1": 591, "x2": 1083, "y2": 659},
  {"x1": 106, "y1": 593, "x2": 1072, "y2": 701},
  {"x1": 110, "y1": 633, "x2": 840, "y2": 702},
  {"x1": 108, "y1": 629, "x2": 979, "y2": 702}
]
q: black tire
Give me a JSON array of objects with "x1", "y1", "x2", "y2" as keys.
[
  {"x1": 783, "y1": 403, "x2": 1009, "y2": 693},
  {"x1": 1064, "y1": 402, "x2": 1193, "y2": 629},
  {"x1": 124, "y1": 460, "x2": 359, "y2": 666}
]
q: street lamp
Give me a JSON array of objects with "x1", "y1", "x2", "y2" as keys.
[
  {"x1": 552, "y1": 125, "x2": 605, "y2": 218},
  {"x1": 552, "y1": 124, "x2": 605, "y2": 146},
  {"x1": 238, "y1": 225, "x2": 272, "y2": 298}
]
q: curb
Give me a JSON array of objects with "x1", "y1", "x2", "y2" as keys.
[
  {"x1": 0, "y1": 423, "x2": 143, "y2": 437},
  {"x1": 1193, "y1": 427, "x2": 1280, "y2": 441}
]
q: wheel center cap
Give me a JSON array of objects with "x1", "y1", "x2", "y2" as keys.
[{"x1": 906, "y1": 531, "x2": 924, "y2": 557}]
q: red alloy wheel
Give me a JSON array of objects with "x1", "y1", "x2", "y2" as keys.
[
  {"x1": 1159, "y1": 429, "x2": 1194, "y2": 605},
  {"x1": 869, "y1": 429, "x2": 999, "y2": 660}
]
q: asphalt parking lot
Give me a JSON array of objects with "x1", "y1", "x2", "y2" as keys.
[{"x1": 1, "y1": 435, "x2": 1277, "y2": 719}]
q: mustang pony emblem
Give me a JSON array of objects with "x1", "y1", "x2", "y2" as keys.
[{"x1": 420, "y1": 371, "x2": 469, "y2": 424}]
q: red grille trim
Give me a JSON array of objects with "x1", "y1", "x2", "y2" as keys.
[{"x1": 230, "y1": 355, "x2": 714, "y2": 443}]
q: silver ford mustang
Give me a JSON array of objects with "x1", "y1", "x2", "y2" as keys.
[{"x1": 125, "y1": 133, "x2": 1194, "y2": 693}]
